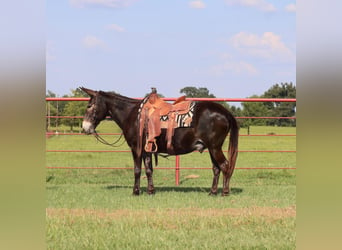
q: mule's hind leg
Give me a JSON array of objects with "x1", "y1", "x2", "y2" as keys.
[
  {"x1": 209, "y1": 148, "x2": 231, "y2": 196},
  {"x1": 209, "y1": 152, "x2": 221, "y2": 195},
  {"x1": 221, "y1": 159, "x2": 231, "y2": 196},
  {"x1": 143, "y1": 153, "x2": 155, "y2": 195}
]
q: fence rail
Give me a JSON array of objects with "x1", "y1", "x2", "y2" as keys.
[
  {"x1": 46, "y1": 97, "x2": 296, "y2": 185},
  {"x1": 46, "y1": 97, "x2": 296, "y2": 102},
  {"x1": 46, "y1": 115, "x2": 296, "y2": 119}
]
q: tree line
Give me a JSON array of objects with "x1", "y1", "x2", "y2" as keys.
[{"x1": 46, "y1": 82, "x2": 296, "y2": 131}]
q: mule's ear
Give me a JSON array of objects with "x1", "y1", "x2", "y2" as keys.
[{"x1": 79, "y1": 87, "x2": 97, "y2": 96}]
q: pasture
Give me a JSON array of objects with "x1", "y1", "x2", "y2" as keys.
[{"x1": 46, "y1": 122, "x2": 296, "y2": 249}]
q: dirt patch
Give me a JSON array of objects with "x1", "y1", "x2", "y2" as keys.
[
  {"x1": 185, "y1": 174, "x2": 200, "y2": 179},
  {"x1": 47, "y1": 206, "x2": 295, "y2": 220}
]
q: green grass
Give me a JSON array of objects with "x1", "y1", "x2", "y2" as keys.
[
  {"x1": 46, "y1": 123, "x2": 296, "y2": 249},
  {"x1": 47, "y1": 208, "x2": 295, "y2": 249}
]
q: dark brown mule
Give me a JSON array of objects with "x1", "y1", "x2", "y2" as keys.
[{"x1": 80, "y1": 87, "x2": 239, "y2": 196}]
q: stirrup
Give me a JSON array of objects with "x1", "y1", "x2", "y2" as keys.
[{"x1": 145, "y1": 139, "x2": 158, "y2": 153}]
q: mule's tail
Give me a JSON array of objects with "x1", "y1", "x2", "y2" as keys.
[{"x1": 227, "y1": 113, "x2": 239, "y2": 175}]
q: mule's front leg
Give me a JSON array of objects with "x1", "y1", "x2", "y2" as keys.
[
  {"x1": 132, "y1": 151, "x2": 142, "y2": 195},
  {"x1": 143, "y1": 153, "x2": 155, "y2": 195},
  {"x1": 133, "y1": 165, "x2": 142, "y2": 195}
]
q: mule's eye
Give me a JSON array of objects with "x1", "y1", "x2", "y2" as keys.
[{"x1": 87, "y1": 104, "x2": 92, "y2": 108}]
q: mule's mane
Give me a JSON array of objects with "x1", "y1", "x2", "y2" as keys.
[{"x1": 99, "y1": 90, "x2": 141, "y2": 104}]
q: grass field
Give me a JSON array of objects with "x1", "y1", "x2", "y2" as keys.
[{"x1": 46, "y1": 122, "x2": 296, "y2": 249}]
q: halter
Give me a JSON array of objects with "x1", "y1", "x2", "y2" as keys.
[{"x1": 90, "y1": 92, "x2": 125, "y2": 147}]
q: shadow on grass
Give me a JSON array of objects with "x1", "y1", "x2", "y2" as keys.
[{"x1": 105, "y1": 185, "x2": 243, "y2": 195}]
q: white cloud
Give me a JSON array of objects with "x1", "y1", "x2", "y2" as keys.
[
  {"x1": 285, "y1": 3, "x2": 296, "y2": 12},
  {"x1": 225, "y1": 0, "x2": 276, "y2": 12},
  {"x1": 70, "y1": 0, "x2": 137, "y2": 8},
  {"x1": 106, "y1": 23, "x2": 125, "y2": 32},
  {"x1": 230, "y1": 31, "x2": 295, "y2": 62},
  {"x1": 82, "y1": 35, "x2": 106, "y2": 49},
  {"x1": 211, "y1": 60, "x2": 258, "y2": 76},
  {"x1": 189, "y1": 1, "x2": 206, "y2": 9},
  {"x1": 220, "y1": 53, "x2": 233, "y2": 60}
]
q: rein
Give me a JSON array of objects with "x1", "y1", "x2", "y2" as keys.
[{"x1": 93, "y1": 131, "x2": 125, "y2": 147}]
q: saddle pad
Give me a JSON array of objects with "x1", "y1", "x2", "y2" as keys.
[{"x1": 160, "y1": 102, "x2": 195, "y2": 128}]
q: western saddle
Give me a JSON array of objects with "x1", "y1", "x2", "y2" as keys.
[{"x1": 138, "y1": 88, "x2": 194, "y2": 153}]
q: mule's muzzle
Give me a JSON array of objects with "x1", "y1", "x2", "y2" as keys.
[{"x1": 82, "y1": 120, "x2": 95, "y2": 135}]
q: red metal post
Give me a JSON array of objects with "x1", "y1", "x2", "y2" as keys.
[{"x1": 175, "y1": 155, "x2": 180, "y2": 186}]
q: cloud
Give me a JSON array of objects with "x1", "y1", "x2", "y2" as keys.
[
  {"x1": 225, "y1": 0, "x2": 276, "y2": 12},
  {"x1": 189, "y1": 1, "x2": 206, "y2": 9},
  {"x1": 70, "y1": 0, "x2": 137, "y2": 8},
  {"x1": 82, "y1": 35, "x2": 106, "y2": 49},
  {"x1": 230, "y1": 31, "x2": 295, "y2": 62},
  {"x1": 106, "y1": 23, "x2": 125, "y2": 32},
  {"x1": 211, "y1": 60, "x2": 258, "y2": 76},
  {"x1": 285, "y1": 3, "x2": 296, "y2": 12}
]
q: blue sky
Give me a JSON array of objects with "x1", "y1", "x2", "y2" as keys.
[{"x1": 46, "y1": 0, "x2": 296, "y2": 98}]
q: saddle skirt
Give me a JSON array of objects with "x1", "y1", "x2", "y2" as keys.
[{"x1": 138, "y1": 88, "x2": 195, "y2": 153}]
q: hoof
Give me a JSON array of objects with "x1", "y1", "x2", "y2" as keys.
[
  {"x1": 221, "y1": 192, "x2": 230, "y2": 197},
  {"x1": 132, "y1": 189, "x2": 141, "y2": 196},
  {"x1": 209, "y1": 191, "x2": 218, "y2": 196},
  {"x1": 147, "y1": 189, "x2": 155, "y2": 195}
]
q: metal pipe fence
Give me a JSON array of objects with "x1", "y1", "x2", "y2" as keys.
[{"x1": 46, "y1": 97, "x2": 296, "y2": 185}]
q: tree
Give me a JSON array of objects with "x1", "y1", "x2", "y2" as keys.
[
  {"x1": 61, "y1": 89, "x2": 88, "y2": 131},
  {"x1": 262, "y1": 82, "x2": 296, "y2": 127},
  {"x1": 240, "y1": 95, "x2": 268, "y2": 132},
  {"x1": 46, "y1": 90, "x2": 58, "y2": 131},
  {"x1": 229, "y1": 105, "x2": 243, "y2": 119},
  {"x1": 180, "y1": 87, "x2": 215, "y2": 98},
  {"x1": 179, "y1": 86, "x2": 231, "y2": 110}
]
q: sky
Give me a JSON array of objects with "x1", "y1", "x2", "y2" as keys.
[{"x1": 46, "y1": 0, "x2": 296, "y2": 99}]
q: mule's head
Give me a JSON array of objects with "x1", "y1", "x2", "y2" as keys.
[{"x1": 80, "y1": 87, "x2": 108, "y2": 134}]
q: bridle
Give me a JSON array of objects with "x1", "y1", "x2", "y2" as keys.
[{"x1": 89, "y1": 92, "x2": 125, "y2": 147}]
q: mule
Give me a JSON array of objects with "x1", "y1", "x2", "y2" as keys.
[{"x1": 80, "y1": 87, "x2": 239, "y2": 196}]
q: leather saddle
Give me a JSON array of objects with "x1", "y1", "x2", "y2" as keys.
[{"x1": 138, "y1": 88, "x2": 193, "y2": 153}]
